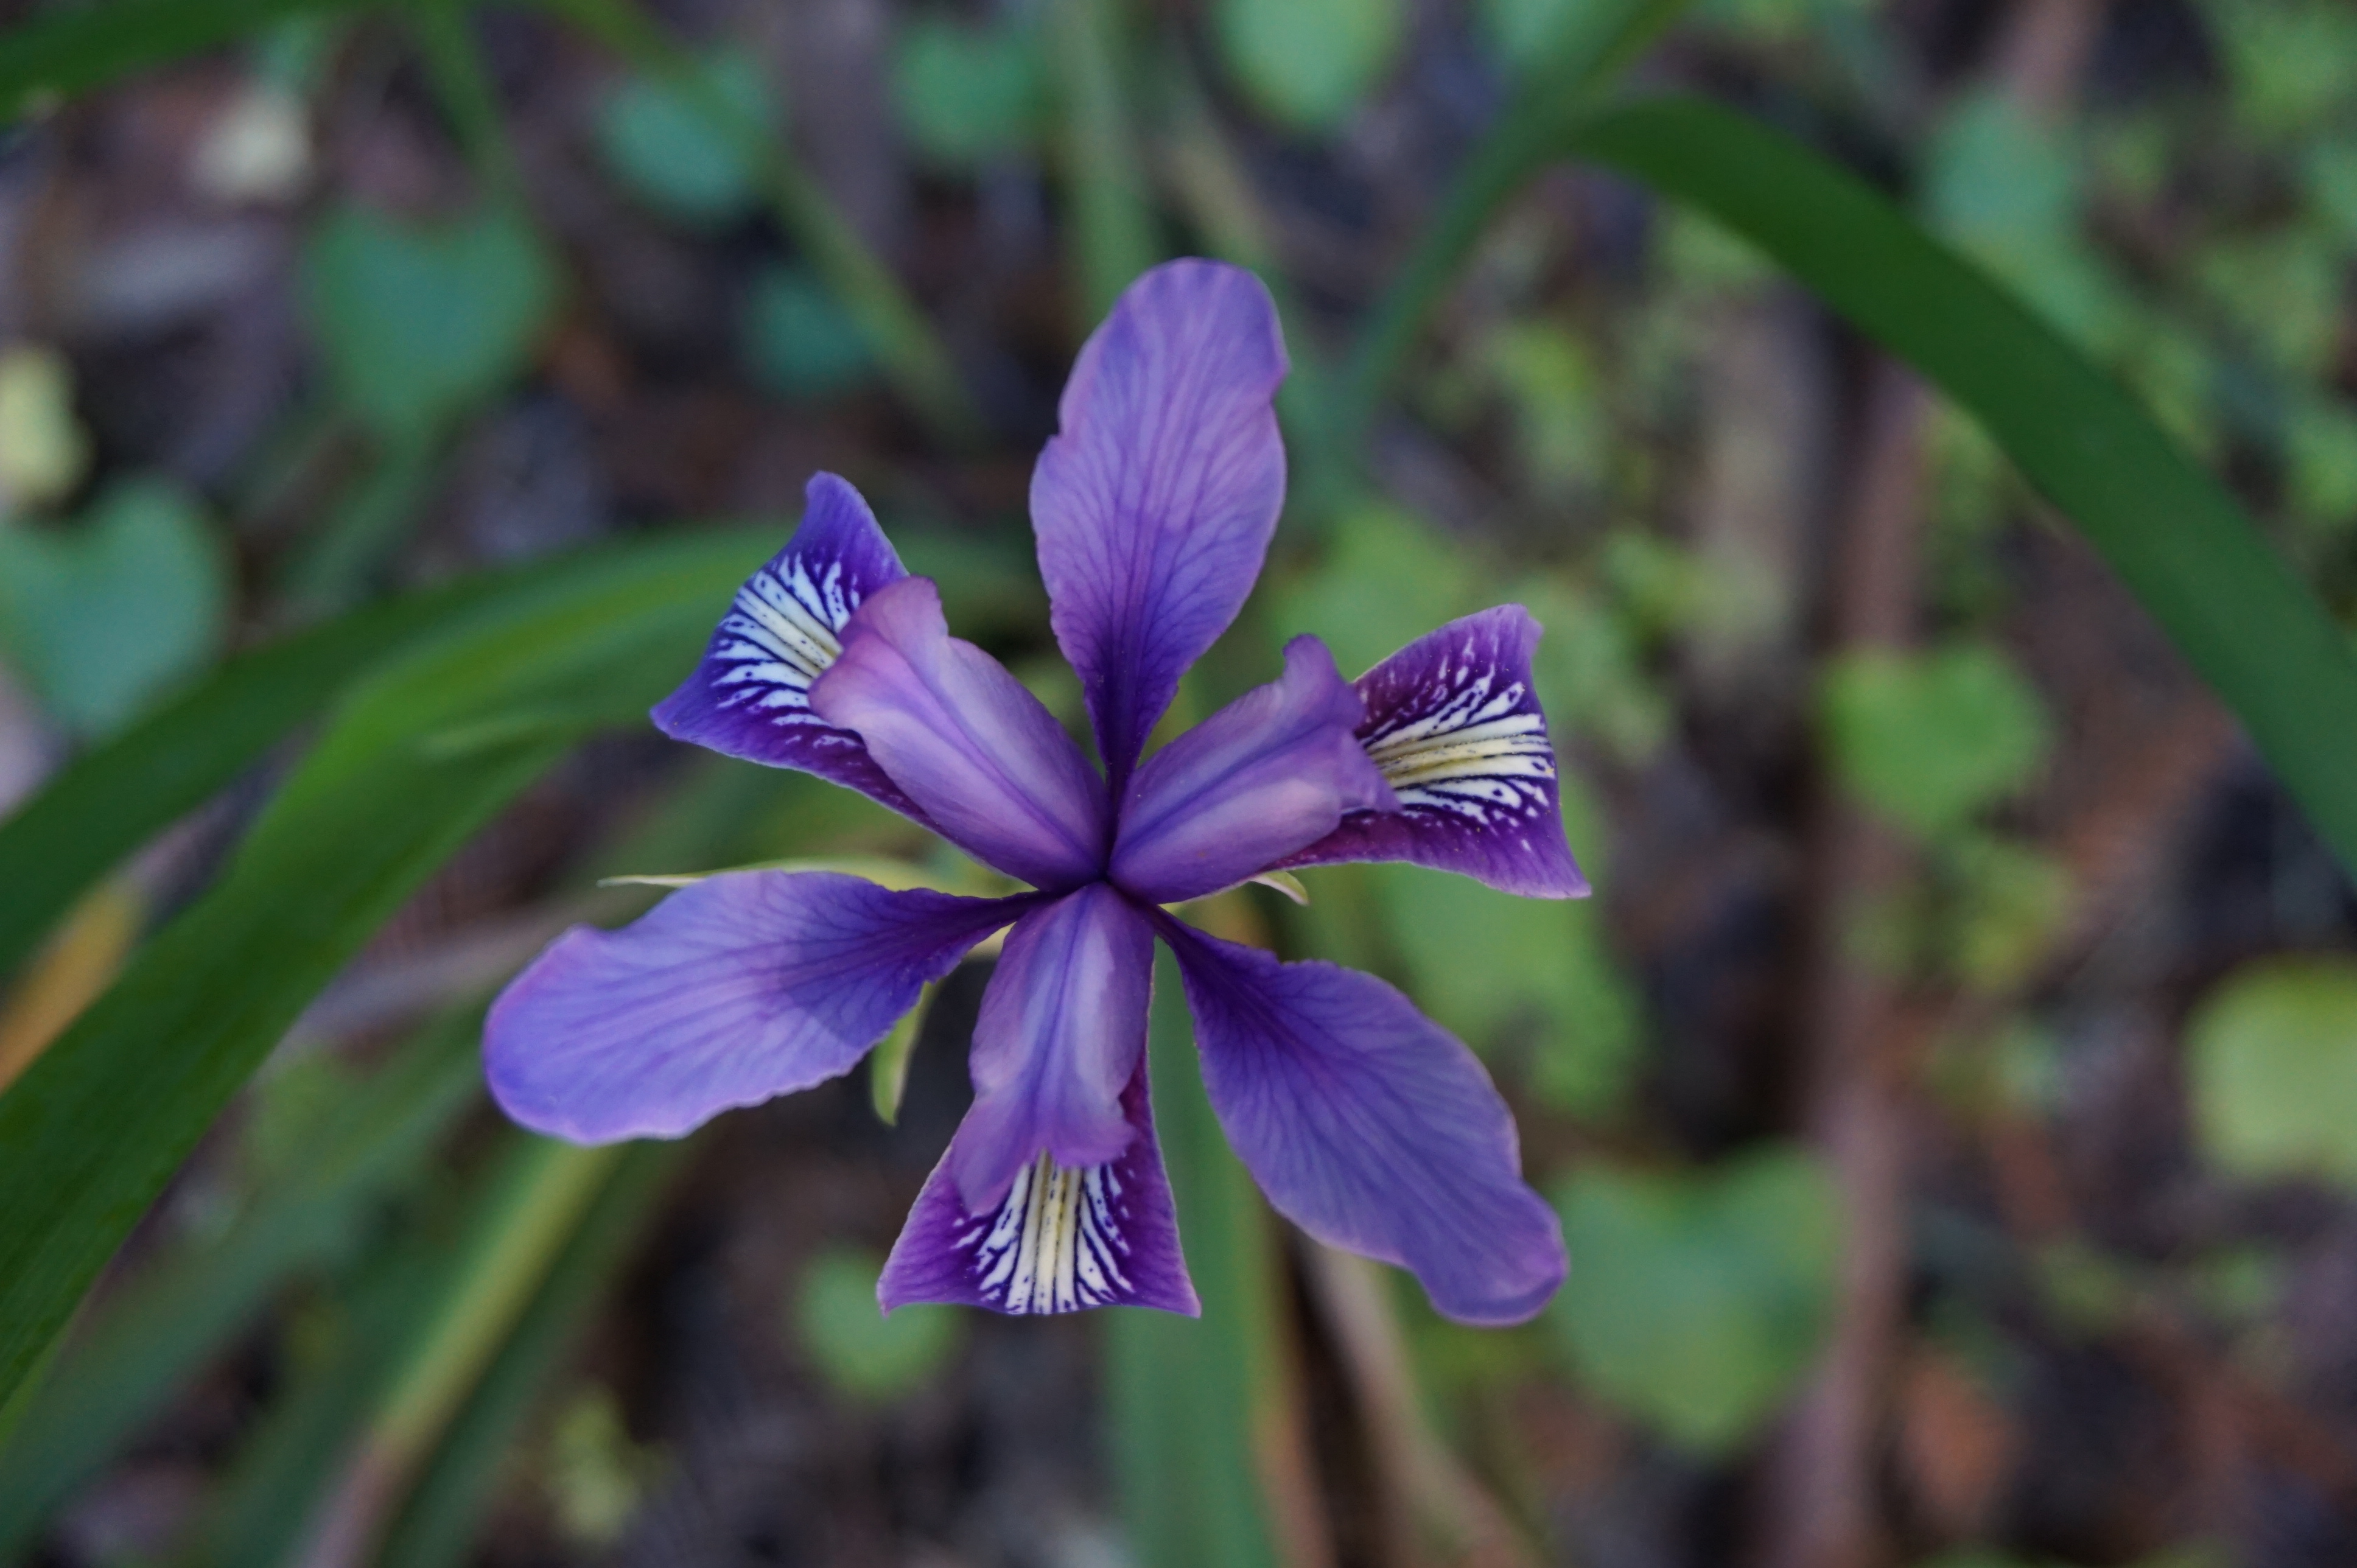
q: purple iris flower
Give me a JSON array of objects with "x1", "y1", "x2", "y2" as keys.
[{"x1": 485, "y1": 261, "x2": 1587, "y2": 1325}]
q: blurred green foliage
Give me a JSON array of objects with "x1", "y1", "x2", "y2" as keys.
[
  {"x1": 1549, "y1": 1146, "x2": 1842, "y2": 1452},
  {"x1": 1476, "y1": 0, "x2": 1581, "y2": 69},
  {"x1": 0, "y1": 479, "x2": 228, "y2": 738},
  {"x1": 1819, "y1": 643, "x2": 2051, "y2": 841},
  {"x1": 301, "y1": 203, "x2": 559, "y2": 441},
  {"x1": 542, "y1": 1386, "x2": 663, "y2": 1546},
  {"x1": 1215, "y1": 0, "x2": 1403, "y2": 131},
  {"x1": 1924, "y1": 89, "x2": 2126, "y2": 355},
  {"x1": 793, "y1": 1247, "x2": 964, "y2": 1401},
  {"x1": 891, "y1": 13, "x2": 1045, "y2": 167},
  {"x1": 744, "y1": 262, "x2": 878, "y2": 400},
  {"x1": 0, "y1": 345, "x2": 90, "y2": 515},
  {"x1": 2196, "y1": 0, "x2": 2357, "y2": 143},
  {"x1": 2187, "y1": 956, "x2": 2357, "y2": 1190},
  {"x1": 1277, "y1": 503, "x2": 1483, "y2": 673},
  {"x1": 595, "y1": 46, "x2": 777, "y2": 224}
]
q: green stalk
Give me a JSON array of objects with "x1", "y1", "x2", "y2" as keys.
[
  {"x1": 1050, "y1": 0, "x2": 1159, "y2": 318},
  {"x1": 290, "y1": 1135, "x2": 625, "y2": 1567},
  {"x1": 408, "y1": 0, "x2": 528, "y2": 201},
  {"x1": 537, "y1": 0, "x2": 984, "y2": 448},
  {"x1": 377, "y1": 1143, "x2": 684, "y2": 1568},
  {"x1": 0, "y1": 1010, "x2": 483, "y2": 1559},
  {"x1": 1104, "y1": 949, "x2": 1288, "y2": 1568},
  {"x1": 175, "y1": 1233, "x2": 457, "y2": 1568}
]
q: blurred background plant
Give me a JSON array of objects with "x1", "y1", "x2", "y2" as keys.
[{"x1": 0, "y1": 0, "x2": 2355, "y2": 1564}]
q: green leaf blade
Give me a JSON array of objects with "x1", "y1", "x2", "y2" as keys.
[
  {"x1": 0, "y1": 532, "x2": 766, "y2": 1413},
  {"x1": 1569, "y1": 96, "x2": 2357, "y2": 880}
]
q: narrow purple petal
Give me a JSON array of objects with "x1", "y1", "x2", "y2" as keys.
[
  {"x1": 1108, "y1": 635, "x2": 1398, "y2": 905},
  {"x1": 946, "y1": 884, "x2": 1155, "y2": 1209},
  {"x1": 1156, "y1": 914, "x2": 1567, "y2": 1325},
  {"x1": 485, "y1": 872, "x2": 1035, "y2": 1143},
  {"x1": 1278, "y1": 606, "x2": 1588, "y2": 899},
  {"x1": 809, "y1": 577, "x2": 1111, "y2": 890},
  {"x1": 878, "y1": 1060, "x2": 1197, "y2": 1317},
  {"x1": 652, "y1": 474, "x2": 929, "y2": 823},
  {"x1": 1030, "y1": 259, "x2": 1289, "y2": 792}
]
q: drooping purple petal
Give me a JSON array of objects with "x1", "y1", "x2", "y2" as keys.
[
  {"x1": 1278, "y1": 606, "x2": 1588, "y2": 899},
  {"x1": 1109, "y1": 635, "x2": 1398, "y2": 905},
  {"x1": 652, "y1": 474, "x2": 928, "y2": 823},
  {"x1": 809, "y1": 577, "x2": 1110, "y2": 891},
  {"x1": 1030, "y1": 259, "x2": 1289, "y2": 792},
  {"x1": 878, "y1": 1060, "x2": 1197, "y2": 1317},
  {"x1": 945, "y1": 884, "x2": 1155, "y2": 1210},
  {"x1": 485, "y1": 872, "x2": 1035, "y2": 1143},
  {"x1": 1156, "y1": 914, "x2": 1567, "y2": 1325}
]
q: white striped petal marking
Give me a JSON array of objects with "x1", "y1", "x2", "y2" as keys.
[
  {"x1": 1360, "y1": 643, "x2": 1556, "y2": 829},
  {"x1": 707, "y1": 556, "x2": 862, "y2": 728},
  {"x1": 963, "y1": 1149, "x2": 1133, "y2": 1314}
]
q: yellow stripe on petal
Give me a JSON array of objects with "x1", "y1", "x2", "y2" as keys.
[{"x1": 972, "y1": 1150, "x2": 1133, "y2": 1314}]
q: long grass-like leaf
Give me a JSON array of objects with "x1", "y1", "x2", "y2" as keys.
[
  {"x1": 0, "y1": 0, "x2": 354, "y2": 121},
  {"x1": 376, "y1": 1143, "x2": 683, "y2": 1568},
  {"x1": 1560, "y1": 96, "x2": 2357, "y2": 878},
  {"x1": 0, "y1": 567, "x2": 514, "y2": 985},
  {"x1": 290, "y1": 1136, "x2": 625, "y2": 1566},
  {"x1": 0, "y1": 533, "x2": 765, "y2": 1414},
  {"x1": 0, "y1": 1012, "x2": 484, "y2": 1558},
  {"x1": 1105, "y1": 947, "x2": 1289, "y2": 1568}
]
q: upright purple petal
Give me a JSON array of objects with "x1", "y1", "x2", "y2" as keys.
[
  {"x1": 1031, "y1": 259, "x2": 1289, "y2": 791},
  {"x1": 1278, "y1": 606, "x2": 1588, "y2": 899},
  {"x1": 810, "y1": 577, "x2": 1110, "y2": 890},
  {"x1": 486, "y1": 872, "x2": 1036, "y2": 1143},
  {"x1": 653, "y1": 474, "x2": 928, "y2": 823},
  {"x1": 945, "y1": 884, "x2": 1155, "y2": 1209},
  {"x1": 1157, "y1": 915, "x2": 1567, "y2": 1325},
  {"x1": 1109, "y1": 636, "x2": 1398, "y2": 905},
  {"x1": 879, "y1": 1060, "x2": 1197, "y2": 1317}
]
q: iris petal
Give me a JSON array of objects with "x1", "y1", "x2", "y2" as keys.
[
  {"x1": 1157, "y1": 913, "x2": 1567, "y2": 1325},
  {"x1": 879, "y1": 1058, "x2": 1196, "y2": 1317},
  {"x1": 1110, "y1": 635, "x2": 1396, "y2": 905},
  {"x1": 485, "y1": 872, "x2": 1035, "y2": 1143},
  {"x1": 946, "y1": 884, "x2": 1155, "y2": 1208},
  {"x1": 1279, "y1": 606, "x2": 1588, "y2": 899},
  {"x1": 1031, "y1": 259, "x2": 1289, "y2": 793},
  {"x1": 653, "y1": 474, "x2": 928, "y2": 824},
  {"x1": 811, "y1": 578, "x2": 1112, "y2": 891}
]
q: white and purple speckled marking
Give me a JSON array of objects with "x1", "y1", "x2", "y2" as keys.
[
  {"x1": 1359, "y1": 634, "x2": 1556, "y2": 830},
  {"x1": 704, "y1": 556, "x2": 864, "y2": 727},
  {"x1": 958, "y1": 1150, "x2": 1133, "y2": 1314}
]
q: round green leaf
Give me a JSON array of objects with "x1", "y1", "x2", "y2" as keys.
[
  {"x1": 2188, "y1": 957, "x2": 2357, "y2": 1191},
  {"x1": 594, "y1": 47, "x2": 777, "y2": 225},
  {"x1": 791, "y1": 1247, "x2": 962, "y2": 1402},
  {"x1": 0, "y1": 478, "x2": 228, "y2": 738},
  {"x1": 890, "y1": 16, "x2": 1043, "y2": 168},
  {"x1": 1818, "y1": 642, "x2": 2051, "y2": 841},
  {"x1": 1215, "y1": 0, "x2": 1403, "y2": 132},
  {"x1": 301, "y1": 203, "x2": 558, "y2": 439},
  {"x1": 743, "y1": 263, "x2": 876, "y2": 401},
  {"x1": 1549, "y1": 1147, "x2": 1841, "y2": 1452}
]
